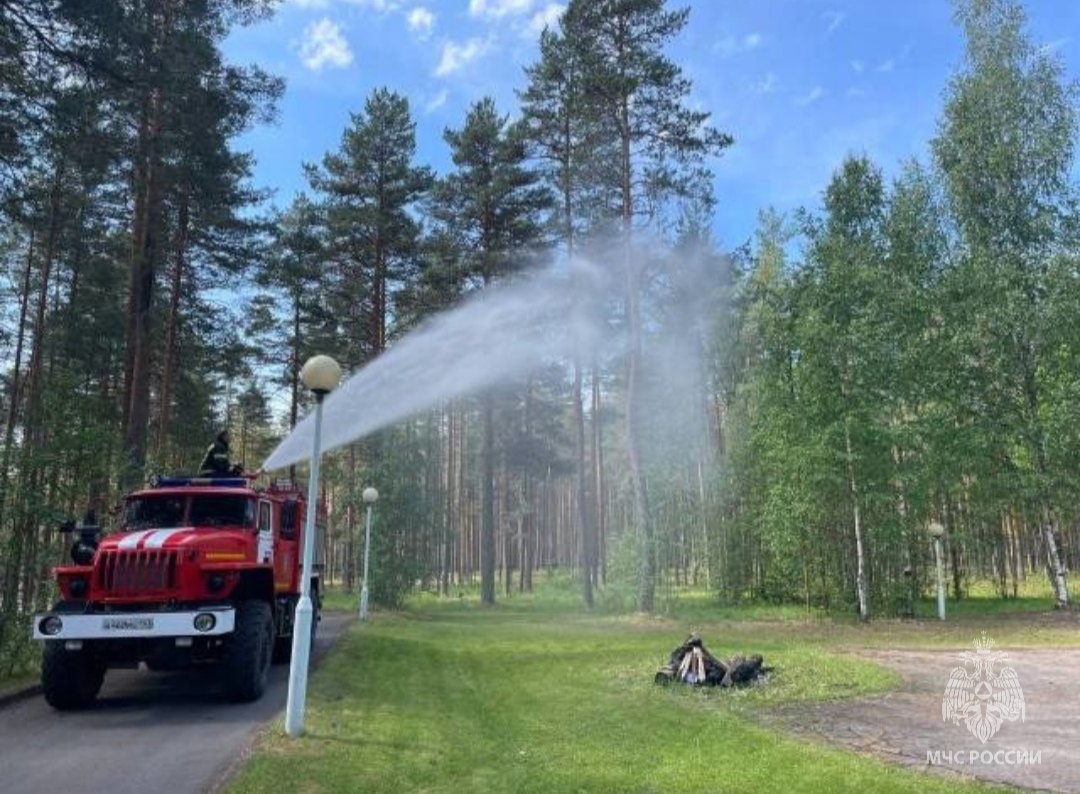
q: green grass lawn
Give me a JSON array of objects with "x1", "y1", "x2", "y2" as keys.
[
  {"x1": 221, "y1": 579, "x2": 1080, "y2": 794},
  {"x1": 320, "y1": 584, "x2": 360, "y2": 613}
]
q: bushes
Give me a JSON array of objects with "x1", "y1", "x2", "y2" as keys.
[{"x1": 0, "y1": 611, "x2": 40, "y2": 680}]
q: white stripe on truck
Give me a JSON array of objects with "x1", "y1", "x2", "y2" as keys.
[
  {"x1": 143, "y1": 528, "x2": 187, "y2": 549},
  {"x1": 117, "y1": 530, "x2": 155, "y2": 549}
]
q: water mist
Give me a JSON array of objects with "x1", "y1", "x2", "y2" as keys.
[{"x1": 262, "y1": 260, "x2": 618, "y2": 471}]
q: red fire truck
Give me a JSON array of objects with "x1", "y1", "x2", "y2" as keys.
[{"x1": 32, "y1": 475, "x2": 322, "y2": 709}]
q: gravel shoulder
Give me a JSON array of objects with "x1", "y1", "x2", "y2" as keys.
[{"x1": 768, "y1": 646, "x2": 1080, "y2": 792}]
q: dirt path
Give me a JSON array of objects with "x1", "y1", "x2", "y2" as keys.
[{"x1": 770, "y1": 647, "x2": 1080, "y2": 792}]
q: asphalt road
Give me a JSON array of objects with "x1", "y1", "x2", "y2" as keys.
[{"x1": 0, "y1": 611, "x2": 351, "y2": 794}]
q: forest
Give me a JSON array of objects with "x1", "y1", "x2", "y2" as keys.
[{"x1": 0, "y1": 0, "x2": 1077, "y2": 676}]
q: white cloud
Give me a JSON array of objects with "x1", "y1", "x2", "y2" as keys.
[
  {"x1": 470, "y1": 0, "x2": 533, "y2": 19},
  {"x1": 528, "y1": 3, "x2": 564, "y2": 36},
  {"x1": 407, "y1": 7, "x2": 435, "y2": 39},
  {"x1": 795, "y1": 86, "x2": 824, "y2": 107},
  {"x1": 846, "y1": 86, "x2": 867, "y2": 98},
  {"x1": 874, "y1": 45, "x2": 910, "y2": 74},
  {"x1": 435, "y1": 37, "x2": 489, "y2": 77},
  {"x1": 288, "y1": 0, "x2": 330, "y2": 8},
  {"x1": 823, "y1": 11, "x2": 845, "y2": 34},
  {"x1": 298, "y1": 17, "x2": 353, "y2": 70},
  {"x1": 851, "y1": 59, "x2": 864, "y2": 73},
  {"x1": 751, "y1": 72, "x2": 777, "y2": 94},
  {"x1": 425, "y1": 89, "x2": 449, "y2": 113},
  {"x1": 1042, "y1": 37, "x2": 1069, "y2": 53},
  {"x1": 713, "y1": 32, "x2": 763, "y2": 57}
]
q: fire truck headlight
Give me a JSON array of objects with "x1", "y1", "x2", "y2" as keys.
[
  {"x1": 40, "y1": 616, "x2": 63, "y2": 636},
  {"x1": 68, "y1": 577, "x2": 88, "y2": 598},
  {"x1": 193, "y1": 613, "x2": 216, "y2": 633}
]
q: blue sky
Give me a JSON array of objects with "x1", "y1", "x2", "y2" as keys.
[{"x1": 223, "y1": 0, "x2": 1079, "y2": 249}]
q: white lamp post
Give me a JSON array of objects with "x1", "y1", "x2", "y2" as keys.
[
  {"x1": 359, "y1": 486, "x2": 379, "y2": 620},
  {"x1": 928, "y1": 521, "x2": 946, "y2": 621},
  {"x1": 285, "y1": 355, "x2": 342, "y2": 738}
]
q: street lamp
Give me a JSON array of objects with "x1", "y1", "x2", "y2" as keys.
[
  {"x1": 285, "y1": 354, "x2": 342, "y2": 738},
  {"x1": 359, "y1": 486, "x2": 379, "y2": 620},
  {"x1": 928, "y1": 521, "x2": 946, "y2": 621}
]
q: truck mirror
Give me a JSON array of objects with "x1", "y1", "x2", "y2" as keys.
[{"x1": 70, "y1": 539, "x2": 96, "y2": 565}]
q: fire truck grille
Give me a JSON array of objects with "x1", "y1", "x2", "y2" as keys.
[{"x1": 96, "y1": 550, "x2": 179, "y2": 595}]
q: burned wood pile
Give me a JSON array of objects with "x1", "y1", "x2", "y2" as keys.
[{"x1": 654, "y1": 633, "x2": 771, "y2": 688}]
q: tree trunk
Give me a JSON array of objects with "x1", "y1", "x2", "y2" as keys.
[
  {"x1": 502, "y1": 468, "x2": 513, "y2": 597},
  {"x1": 123, "y1": 86, "x2": 164, "y2": 487},
  {"x1": 156, "y1": 184, "x2": 189, "y2": 460},
  {"x1": 122, "y1": 98, "x2": 151, "y2": 438},
  {"x1": 696, "y1": 458, "x2": 711, "y2": 592},
  {"x1": 345, "y1": 445, "x2": 356, "y2": 592},
  {"x1": 481, "y1": 393, "x2": 496, "y2": 604},
  {"x1": 617, "y1": 80, "x2": 652, "y2": 612},
  {"x1": 1041, "y1": 502, "x2": 1068, "y2": 608},
  {"x1": 0, "y1": 226, "x2": 36, "y2": 521},
  {"x1": 22, "y1": 162, "x2": 63, "y2": 449},
  {"x1": 574, "y1": 360, "x2": 593, "y2": 607},
  {"x1": 456, "y1": 408, "x2": 467, "y2": 586},
  {"x1": 441, "y1": 401, "x2": 454, "y2": 596},
  {"x1": 287, "y1": 287, "x2": 302, "y2": 481},
  {"x1": 6, "y1": 162, "x2": 64, "y2": 619},
  {"x1": 1018, "y1": 331, "x2": 1069, "y2": 607},
  {"x1": 373, "y1": 226, "x2": 386, "y2": 355},
  {"x1": 592, "y1": 364, "x2": 605, "y2": 585},
  {"x1": 123, "y1": 0, "x2": 170, "y2": 488},
  {"x1": 844, "y1": 417, "x2": 869, "y2": 621}
]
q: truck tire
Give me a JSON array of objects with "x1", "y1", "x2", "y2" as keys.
[
  {"x1": 222, "y1": 600, "x2": 273, "y2": 702},
  {"x1": 41, "y1": 641, "x2": 106, "y2": 710}
]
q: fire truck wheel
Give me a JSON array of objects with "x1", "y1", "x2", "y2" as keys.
[
  {"x1": 41, "y1": 641, "x2": 106, "y2": 710},
  {"x1": 222, "y1": 600, "x2": 273, "y2": 702}
]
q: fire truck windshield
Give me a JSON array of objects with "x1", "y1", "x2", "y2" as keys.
[
  {"x1": 189, "y1": 495, "x2": 255, "y2": 527},
  {"x1": 125, "y1": 496, "x2": 185, "y2": 529},
  {"x1": 124, "y1": 495, "x2": 255, "y2": 530}
]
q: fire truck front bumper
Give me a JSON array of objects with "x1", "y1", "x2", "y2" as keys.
[{"x1": 32, "y1": 608, "x2": 236, "y2": 640}]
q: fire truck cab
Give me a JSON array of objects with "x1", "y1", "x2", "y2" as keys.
[{"x1": 32, "y1": 475, "x2": 322, "y2": 709}]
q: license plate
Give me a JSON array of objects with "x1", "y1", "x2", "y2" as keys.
[{"x1": 102, "y1": 617, "x2": 154, "y2": 631}]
